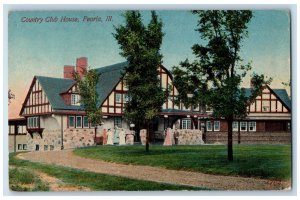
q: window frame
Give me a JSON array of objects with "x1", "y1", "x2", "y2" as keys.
[
  {"x1": 68, "y1": 116, "x2": 75, "y2": 128},
  {"x1": 214, "y1": 121, "x2": 220, "y2": 131},
  {"x1": 71, "y1": 94, "x2": 81, "y2": 106},
  {"x1": 18, "y1": 144, "x2": 22, "y2": 150},
  {"x1": 240, "y1": 121, "x2": 247, "y2": 132},
  {"x1": 114, "y1": 117, "x2": 122, "y2": 128},
  {"x1": 232, "y1": 121, "x2": 239, "y2": 132},
  {"x1": 206, "y1": 121, "x2": 212, "y2": 131},
  {"x1": 181, "y1": 118, "x2": 191, "y2": 129},
  {"x1": 83, "y1": 116, "x2": 89, "y2": 128},
  {"x1": 23, "y1": 144, "x2": 27, "y2": 150},
  {"x1": 248, "y1": 121, "x2": 256, "y2": 132},
  {"x1": 115, "y1": 93, "x2": 122, "y2": 104},
  {"x1": 76, "y1": 116, "x2": 82, "y2": 128}
]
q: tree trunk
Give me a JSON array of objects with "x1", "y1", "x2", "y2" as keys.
[
  {"x1": 227, "y1": 118, "x2": 233, "y2": 161},
  {"x1": 146, "y1": 121, "x2": 150, "y2": 152},
  {"x1": 94, "y1": 126, "x2": 97, "y2": 145}
]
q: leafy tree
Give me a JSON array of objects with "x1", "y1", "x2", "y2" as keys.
[
  {"x1": 113, "y1": 11, "x2": 166, "y2": 152},
  {"x1": 74, "y1": 68, "x2": 102, "y2": 144},
  {"x1": 8, "y1": 89, "x2": 15, "y2": 105},
  {"x1": 172, "y1": 10, "x2": 271, "y2": 161}
]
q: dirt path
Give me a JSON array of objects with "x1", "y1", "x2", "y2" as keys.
[{"x1": 17, "y1": 149, "x2": 291, "y2": 191}]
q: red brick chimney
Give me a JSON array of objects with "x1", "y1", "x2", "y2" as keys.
[
  {"x1": 76, "y1": 57, "x2": 88, "y2": 79},
  {"x1": 63, "y1": 65, "x2": 75, "y2": 79}
]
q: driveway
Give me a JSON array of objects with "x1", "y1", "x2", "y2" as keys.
[{"x1": 17, "y1": 149, "x2": 291, "y2": 191}]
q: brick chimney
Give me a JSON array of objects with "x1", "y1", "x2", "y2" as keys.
[
  {"x1": 76, "y1": 57, "x2": 88, "y2": 79},
  {"x1": 64, "y1": 65, "x2": 75, "y2": 79}
]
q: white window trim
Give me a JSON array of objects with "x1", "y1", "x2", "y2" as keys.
[
  {"x1": 248, "y1": 121, "x2": 256, "y2": 132},
  {"x1": 114, "y1": 117, "x2": 122, "y2": 128},
  {"x1": 76, "y1": 116, "x2": 82, "y2": 128},
  {"x1": 181, "y1": 119, "x2": 191, "y2": 129},
  {"x1": 214, "y1": 121, "x2": 220, "y2": 131},
  {"x1": 240, "y1": 121, "x2": 247, "y2": 132},
  {"x1": 206, "y1": 121, "x2": 212, "y2": 131},
  {"x1": 232, "y1": 121, "x2": 239, "y2": 132},
  {"x1": 71, "y1": 94, "x2": 81, "y2": 106}
]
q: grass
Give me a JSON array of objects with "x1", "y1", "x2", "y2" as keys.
[
  {"x1": 74, "y1": 144, "x2": 292, "y2": 181},
  {"x1": 9, "y1": 167, "x2": 49, "y2": 191},
  {"x1": 9, "y1": 153, "x2": 209, "y2": 191}
]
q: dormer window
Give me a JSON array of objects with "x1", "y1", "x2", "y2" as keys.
[{"x1": 71, "y1": 94, "x2": 81, "y2": 106}]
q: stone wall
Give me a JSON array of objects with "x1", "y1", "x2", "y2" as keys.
[
  {"x1": 163, "y1": 129, "x2": 204, "y2": 145},
  {"x1": 204, "y1": 131, "x2": 291, "y2": 144},
  {"x1": 9, "y1": 135, "x2": 27, "y2": 152}
]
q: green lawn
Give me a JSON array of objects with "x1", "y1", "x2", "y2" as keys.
[
  {"x1": 9, "y1": 153, "x2": 208, "y2": 191},
  {"x1": 74, "y1": 144, "x2": 292, "y2": 181}
]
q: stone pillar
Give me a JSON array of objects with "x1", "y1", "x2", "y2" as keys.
[
  {"x1": 163, "y1": 128, "x2": 173, "y2": 146},
  {"x1": 102, "y1": 129, "x2": 107, "y2": 145},
  {"x1": 139, "y1": 129, "x2": 147, "y2": 145},
  {"x1": 126, "y1": 131, "x2": 135, "y2": 145}
]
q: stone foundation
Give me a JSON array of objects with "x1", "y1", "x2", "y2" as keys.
[{"x1": 204, "y1": 131, "x2": 291, "y2": 144}]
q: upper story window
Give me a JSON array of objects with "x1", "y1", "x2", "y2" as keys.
[
  {"x1": 27, "y1": 117, "x2": 39, "y2": 128},
  {"x1": 71, "y1": 94, "x2": 81, "y2": 106},
  {"x1": 262, "y1": 101, "x2": 270, "y2": 112},
  {"x1": 115, "y1": 93, "x2": 122, "y2": 103}
]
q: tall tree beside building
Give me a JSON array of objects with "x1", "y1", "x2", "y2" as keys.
[
  {"x1": 172, "y1": 10, "x2": 271, "y2": 161},
  {"x1": 114, "y1": 11, "x2": 166, "y2": 152},
  {"x1": 74, "y1": 68, "x2": 102, "y2": 143}
]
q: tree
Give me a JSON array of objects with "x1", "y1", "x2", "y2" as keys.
[
  {"x1": 113, "y1": 11, "x2": 166, "y2": 152},
  {"x1": 74, "y1": 68, "x2": 102, "y2": 144},
  {"x1": 8, "y1": 89, "x2": 15, "y2": 105},
  {"x1": 172, "y1": 10, "x2": 271, "y2": 161}
]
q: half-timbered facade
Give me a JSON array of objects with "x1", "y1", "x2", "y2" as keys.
[{"x1": 19, "y1": 57, "x2": 291, "y2": 151}]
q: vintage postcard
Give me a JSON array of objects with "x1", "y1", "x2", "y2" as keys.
[{"x1": 7, "y1": 8, "x2": 292, "y2": 193}]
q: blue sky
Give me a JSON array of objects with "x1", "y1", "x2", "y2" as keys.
[{"x1": 8, "y1": 10, "x2": 290, "y2": 118}]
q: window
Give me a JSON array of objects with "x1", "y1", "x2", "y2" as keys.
[
  {"x1": 240, "y1": 122, "x2": 247, "y2": 131},
  {"x1": 44, "y1": 145, "x2": 48, "y2": 151},
  {"x1": 27, "y1": 117, "x2": 39, "y2": 128},
  {"x1": 287, "y1": 122, "x2": 291, "y2": 131},
  {"x1": 206, "y1": 121, "x2": 212, "y2": 131},
  {"x1": 18, "y1": 144, "x2": 22, "y2": 150},
  {"x1": 76, "y1": 116, "x2": 82, "y2": 128},
  {"x1": 123, "y1": 94, "x2": 130, "y2": 103},
  {"x1": 262, "y1": 101, "x2": 270, "y2": 112},
  {"x1": 71, "y1": 94, "x2": 81, "y2": 105},
  {"x1": 248, "y1": 122, "x2": 256, "y2": 132},
  {"x1": 23, "y1": 144, "x2": 27, "y2": 150},
  {"x1": 50, "y1": 145, "x2": 54, "y2": 151},
  {"x1": 114, "y1": 117, "x2": 122, "y2": 128},
  {"x1": 35, "y1": 145, "x2": 39, "y2": 151},
  {"x1": 115, "y1": 93, "x2": 122, "y2": 103},
  {"x1": 68, "y1": 116, "x2": 75, "y2": 128},
  {"x1": 214, "y1": 121, "x2": 220, "y2": 131},
  {"x1": 232, "y1": 121, "x2": 239, "y2": 131},
  {"x1": 83, "y1": 116, "x2": 89, "y2": 128},
  {"x1": 181, "y1": 119, "x2": 191, "y2": 129}
]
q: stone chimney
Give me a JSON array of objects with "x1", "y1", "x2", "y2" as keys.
[
  {"x1": 76, "y1": 57, "x2": 88, "y2": 79},
  {"x1": 63, "y1": 65, "x2": 75, "y2": 79}
]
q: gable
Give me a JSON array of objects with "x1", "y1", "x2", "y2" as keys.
[
  {"x1": 20, "y1": 77, "x2": 53, "y2": 116},
  {"x1": 246, "y1": 86, "x2": 291, "y2": 113}
]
